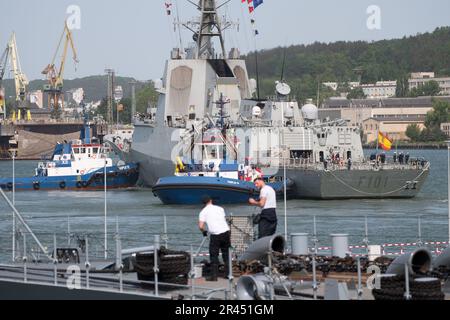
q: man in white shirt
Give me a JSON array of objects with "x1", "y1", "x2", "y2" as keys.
[
  {"x1": 199, "y1": 195, "x2": 231, "y2": 281},
  {"x1": 249, "y1": 178, "x2": 278, "y2": 239}
]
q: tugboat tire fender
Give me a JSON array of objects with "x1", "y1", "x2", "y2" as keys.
[
  {"x1": 81, "y1": 181, "x2": 89, "y2": 188},
  {"x1": 60, "y1": 181, "x2": 66, "y2": 189},
  {"x1": 33, "y1": 182, "x2": 40, "y2": 190},
  {"x1": 76, "y1": 181, "x2": 83, "y2": 189},
  {"x1": 6, "y1": 182, "x2": 13, "y2": 190}
]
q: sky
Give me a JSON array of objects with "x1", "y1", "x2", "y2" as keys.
[{"x1": 1, "y1": 0, "x2": 450, "y2": 81}]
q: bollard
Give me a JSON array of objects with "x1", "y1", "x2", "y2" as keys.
[
  {"x1": 331, "y1": 234, "x2": 349, "y2": 258},
  {"x1": 291, "y1": 233, "x2": 309, "y2": 256}
]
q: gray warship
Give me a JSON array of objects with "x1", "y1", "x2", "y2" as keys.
[{"x1": 130, "y1": 0, "x2": 429, "y2": 199}]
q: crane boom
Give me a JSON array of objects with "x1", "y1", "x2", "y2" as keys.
[
  {"x1": 0, "y1": 46, "x2": 8, "y2": 118},
  {"x1": 8, "y1": 33, "x2": 29, "y2": 102},
  {"x1": 42, "y1": 21, "x2": 78, "y2": 116}
]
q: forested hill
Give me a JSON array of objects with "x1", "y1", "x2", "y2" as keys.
[
  {"x1": 245, "y1": 26, "x2": 450, "y2": 102},
  {"x1": 1, "y1": 76, "x2": 145, "y2": 103}
]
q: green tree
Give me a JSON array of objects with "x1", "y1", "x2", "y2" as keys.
[
  {"x1": 405, "y1": 124, "x2": 422, "y2": 141},
  {"x1": 425, "y1": 99, "x2": 450, "y2": 128},
  {"x1": 395, "y1": 76, "x2": 409, "y2": 97},
  {"x1": 409, "y1": 80, "x2": 441, "y2": 97},
  {"x1": 136, "y1": 82, "x2": 158, "y2": 113},
  {"x1": 419, "y1": 126, "x2": 447, "y2": 142},
  {"x1": 347, "y1": 87, "x2": 366, "y2": 100}
]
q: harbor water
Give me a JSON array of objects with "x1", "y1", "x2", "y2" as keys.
[{"x1": 0, "y1": 149, "x2": 448, "y2": 262}]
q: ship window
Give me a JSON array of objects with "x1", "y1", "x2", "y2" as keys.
[
  {"x1": 73, "y1": 148, "x2": 80, "y2": 154},
  {"x1": 93, "y1": 148, "x2": 99, "y2": 154},
  {"x1": 81, "y1": 148, "x2": 86, "y2": 154}
]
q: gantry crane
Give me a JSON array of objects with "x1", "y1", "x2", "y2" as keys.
[
  {"x1": 0, "y1": 33, "x2": 30, "y2": 121},
  {"x1": 42, "y1": 21, "x2": 78, "y2": 117}
]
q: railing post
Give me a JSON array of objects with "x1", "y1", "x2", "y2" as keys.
[
  {"x1": 154, "y1": 235, "x2": 160, "y2": 297},
  {"x1": 268, "y1": 249, "x2": 274, "y2": 300},
  {"x1": 23, "y1": 233, "x2": 27, "y2": 283},
  {"x1": 67, "y1": 216, "x2": 71, "y2": 246},
  {"x1": 404, "y1": 263, "x2": 411, "y2": 300},
  {"x1": 228, "y1": 247, "x2": 234, "y2": 300},
  {"x1": 53, "y1": 234, "x2": 58, "y2": 285},
  {"x1": 312, "y1": 254, "x2": 317, "y2": 300},
  {"x1": 85, "y1": 235, "x2": 90, "y2": 289},
  {"x1": 357, "y1": 257, "x2": 363, "y2": 300},
  {"x1": 190, "y1": 245, "x2": 195, "y2": 300},
  {"x1": 163, "y1": 215, "x2": 169, "y2": 249}
]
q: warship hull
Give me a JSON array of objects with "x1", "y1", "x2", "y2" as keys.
[
  {"x1": 132, "y1": 147, "x2": 430, "y2": 199},
  {"x1": 287, "y1": 167, "x2": 429, "y2": 199}
]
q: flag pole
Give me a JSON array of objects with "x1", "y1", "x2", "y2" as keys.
[{"x1": 376, "y1": 128, "x2": 379, "y2": 154}]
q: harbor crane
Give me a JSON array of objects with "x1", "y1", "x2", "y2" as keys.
[
  {"x1": 42, "y1": 21, "x2": 78, "y2": 118},
  {"x1": 0, "y1": 45, "x2": 8, "y2": 119},
  {"x1": 0, "y1": 33, "x2": 30, "y2": 121}
]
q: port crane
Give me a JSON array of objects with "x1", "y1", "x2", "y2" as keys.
[
  {"x1": 0, "y1": 45, "x2": 8, "y2": 119},
  {"x1": 0, "y1": 33, "x2": 30, "y2": 120},
  {"x1": 42, "y1": 22, "x2": 78, "y2": 117}
]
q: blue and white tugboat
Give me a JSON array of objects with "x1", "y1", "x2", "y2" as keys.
[
  {"x1": 152, "y1": 95, "x2": 293, "y2": 205},
  {"x1": 0, "y1": 104, "x2": 139, "y2": 191}
]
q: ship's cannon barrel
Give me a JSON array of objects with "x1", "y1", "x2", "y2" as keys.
[
  {"x1": 239, "y1": 235, "x2": 285, "y2": 262},
  {"x1": 386, "y1": 248, "x2": 433, "y2": 276},
  {"x1": 433, "y1": 246, "x2": 450, "y2": 269}
]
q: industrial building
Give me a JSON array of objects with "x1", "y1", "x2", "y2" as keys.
[
  {"x1": 319, "y1": 96, "x2": 450, "y2": 143},
  {"x1": 409, "y1": 72, "x2": 450, "y2": 95}
]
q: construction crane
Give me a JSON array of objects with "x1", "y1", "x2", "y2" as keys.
[
  {"x1": 0, "y1": 45, "x2": 8, "y2": 119},
  {"x1": 42, "y1": 21, "x2": 78, "y2": 117},
  {"x1": 0, "y1": 33, "x2": 30, "y2": 121}
]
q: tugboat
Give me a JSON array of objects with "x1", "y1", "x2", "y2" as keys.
[
  {"x1": 152, "y1": 95, "x2": 293, "y2": 205},
  {"x1": 0, "y1": 102, "x2": 139, "y2": 191},
  {"x1": 153, "y1": 165, "x2": 292, "y2": 205}
]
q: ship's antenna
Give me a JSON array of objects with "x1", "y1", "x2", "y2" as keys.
[
  {"x1": 255, "y1": 49, "x2": 260, "y2": 100},
  {"x1": 280, "y1": 47, "x2": 287, "y2": 83},
  {"x1": 250, "y1": 18, "x2": 261, "y2": 100},
  {"x1": 316, "y1": 80, "x2": 320, "y2": 107},
  {"x1": 174, "y1": 0, "x2": 184, "y2": 52}
]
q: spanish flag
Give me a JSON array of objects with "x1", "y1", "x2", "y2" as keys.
[{"x1": 378, "y1": 132, "x2": 393, "y2": 151}]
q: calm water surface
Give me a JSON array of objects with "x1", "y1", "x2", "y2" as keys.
[{"x1": 0, "y1": 149, "x2": 448, "y2": 261}]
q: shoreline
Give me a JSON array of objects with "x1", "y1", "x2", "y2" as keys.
[{"x1": 363, "y1": 143, "x2": 448, "y2": 150}]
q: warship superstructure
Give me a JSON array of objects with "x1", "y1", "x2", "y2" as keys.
[{"x1": 130, "y1": 0, "x2": 429, "y2": 199}]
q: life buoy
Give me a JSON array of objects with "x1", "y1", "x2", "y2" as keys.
[
  {"x1": 80, "y1": 170, "x2": 86, "y2": 176},
  {"x1": 59, "y1": 181, "x2": 66, "y2": 189},
  {"x1": 33, "y1": 182, "x2": 40, "y2": 190},
  {"x1": 92, "y1": 154, "x2": 97, "y2": 159},
  {"x1": 76, "y1": 181, "x2": 83, "y2": 189}
]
